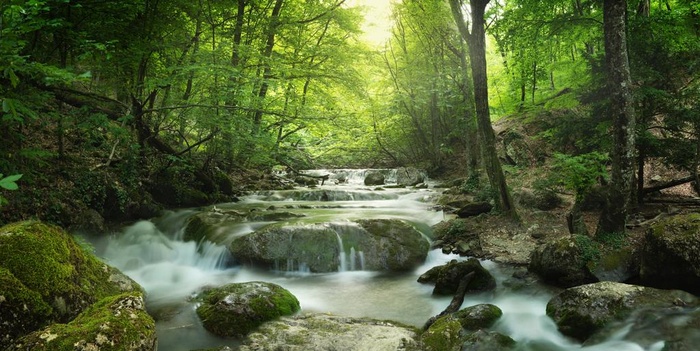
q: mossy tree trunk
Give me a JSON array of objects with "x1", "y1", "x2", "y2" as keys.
[{"x1": 596, "y1": 0, "x2": 637, "y2": 237}]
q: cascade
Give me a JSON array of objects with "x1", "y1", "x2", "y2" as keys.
[{"x1": 88, "y1": 169, "x2": 680, "y2": 351}]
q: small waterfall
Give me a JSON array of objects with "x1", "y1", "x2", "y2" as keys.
[
  {"x1": 336, "y1": 232, "x2": 365, "y2": 272},
  {"x1": 101, "y1": 220, "x2": 232, "y2": 305},
  {"x1": 336, "y1": 232, "x2": 348, "y2": 272}
]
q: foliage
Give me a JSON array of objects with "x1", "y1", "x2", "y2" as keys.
[
  {"x1": 549, "y1": 152, "x2": 608, "y2": 195},
  {"x1": 0, "y1": 173, "x2": 22, "y2": 207}
]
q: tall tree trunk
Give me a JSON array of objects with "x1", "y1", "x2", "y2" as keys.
[
  {"x1": 596, "y1": 0, "x2": 636, "y2": 236},
  {"x1": 252, "y1": 0, "x2": 284, "y2": 135},
  {"x1": 449, "y1": 0, "x2": 519, "y2": 221}
]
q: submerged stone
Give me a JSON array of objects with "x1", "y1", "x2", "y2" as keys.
[{"x1": 195, "y1": 281, "x2": 300, "y2": 337}]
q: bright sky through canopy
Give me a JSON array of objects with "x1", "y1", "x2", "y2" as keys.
[{"x1": 345, "y1": 0, "x2": 396, "y2": 47}]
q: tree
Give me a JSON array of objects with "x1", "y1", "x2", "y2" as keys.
[
  {"x1": 596, "y1": 0, "x2": 636, "y2": 236},
  {"x1": 449, "y1": 0, "x2": 519, "y2": 220}
]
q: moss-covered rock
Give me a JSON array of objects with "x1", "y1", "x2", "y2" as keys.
[
  {"x1": 7, "y1": 292, "x2": 156, "y2": 351},
  {"x1": 230, "y1": 225, "x2": 340, "y2": 272},
  {"x1": 529, "y1": 235, "x2": 598, "y2": 288},
  {"x1": 0, "y1": 221, "x2": 142, "y2": 348},
  {"x1": 546, "y1": 281, "x2": 698, "y2": 342},
  {"x1": 640, "y1": 213, "x2": 700, "y2": 294},
  {"x1": 230, "y1": 220, "x2": 429, "y2": 273},
  {"x1": 353, "y1": 219, "x2": 430, "y2": 271},
  {"x1": 240, "y1": 313, "x2": 420, "y2": 351},
  {"x1": 417, "y1": 258, "x2": 496, "y2": 295},
  {"x1": 454, "y1": 304, "x2": 503, "y2": 331},
  {"x1": 0, "y1": 267, "x2": 53, "y2": 347},
  {"x1": 420, "y1": 315, "x2": 464, "y2": 351},
  {"x1": 195, "y1": 281, "x2": 300, "y2": 337},
  {"x1": 460, "y1": 330, "x2": 516, "y2": 351}
]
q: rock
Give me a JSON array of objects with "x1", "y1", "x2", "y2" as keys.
[
  {"x1": 640, "y1": 213, "x2": 700, "y2": 295},
  {"x1": 364, "y1": 171, "x2": 385, "y2": 186},
  {"x1": 417, "y1": 258, "x2": 496, "y2": 295},
  {"x1": 396, "y1": 167, "x2": 425, "y2": 186},
  {"x1": 590, "y1": 247, "x2": 638, "y2": 283},
  {"x1": 454, "y1": 304, "x2": 503, "y2": 331},
  {"x1": 528, "y1": 235, "x2": 597, "y2": 288},
  {"x1": 515, "y1": 188, "x2": 562, "y2": 211},
  {"x1": 546, "y1": 281, "x2": 697, "y2": 342},
  {"x1": 353, "y1": 219, "x2": 431, "y2": 271},
  {"x1": 230, "y1": 225, "x2": 340, "y2": 272},
  {"x1": 460, "y1": 330, "x2": 516, "y2": 351},
  {"x1": 240, "y1": 313, "x2": 420, "y2": 351},
  {"x1": 7, "y1": 292, "x2": 156, "y2": 351},
  {"x1": 421, "y1": 309, "x2": 511, "y2": 351},
  {"x1": 456, "y1": 202, "x2": 493, "y2": 218},
  {"x1": 420, "y1": 315, "x2": 463, "y2": 351},
  {"x1": 70, "y1": 209, "x2": 105, "y2": 233},
  {"x1": 230, "y1": 219, "x2": 430, "y2": 272},
  {"x1": 0, "y1": 221, "x2": 142, "y2": 349},
  {"x1": 196, "y1": 281, "x2": 300, "y2": 338}
]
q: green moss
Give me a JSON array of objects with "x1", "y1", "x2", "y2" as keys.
[
  {"x1": 420, "y1": 315, "x2": 463, "y2": 351},
  {"x1": 454, "y1": 304, "x2": 503, "y2": 331},
  {"x1": 8, "y1": 293, "x2": 156, "y2": 351},
  {"x1": 0, "y1": 267, "x2": 54, "y2": 349},
  {"x1": 0, "y1": 221, "x2": 141, "y2": 323},
  {"x1": 196, "y1": 282, "x2": 300, "y2": 337}
]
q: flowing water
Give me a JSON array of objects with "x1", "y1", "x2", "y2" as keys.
[{"x1": 88, "y1": 169, "x2": 669, "y2": 351}]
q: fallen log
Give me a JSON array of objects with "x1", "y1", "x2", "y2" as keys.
[{"x1": 423, "y1": 271, "x2": 475, "y2": 330}]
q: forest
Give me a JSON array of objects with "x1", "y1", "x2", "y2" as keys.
[{"x1": 1, "y1": 0, "x2": 700, "y2": 231}]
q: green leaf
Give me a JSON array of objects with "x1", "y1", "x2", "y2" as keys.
[{"x1": 0, "y1": 174, "x2": 23, "y2": 191}]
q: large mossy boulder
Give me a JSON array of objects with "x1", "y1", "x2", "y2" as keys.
[
  {"x1": 195, "y1": 281, "x2": 300, "y2": 338},
  {"x1": 240, "y1": 313, "x2": 421, "y2": 351},
  {"x1": 0, "y1": 221, "x2": 142, "y2": 349},
  {"x1": 640, "y1": 213, "x2": 700, "y2": 295},
  {"x1": 529, "y1": 235, "x2": 597, "y2": 288},
  {"x1": 7, "y1": 292, "x2": 157, "y2": 351},
  {"x1": 230, "y1": 219, "x2": 430, "y2": 273},
  {"x1": 453, "y1": 304, "x2": 503, "y2": 331},
  {"x1": 546, "y1": 281, "x2": 698, "y2": 342},
  {"x1": 417, "y1": 258, "x2": 496, "y2": 295},
  {"x1": 230, "y1": 225, "x2": 341, "y2": 272}
]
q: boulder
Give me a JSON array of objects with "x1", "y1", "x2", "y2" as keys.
[
  {"x1": 364, "y1": 171, "x2": 385, "y2": 186},
  {"x1": 640, "y1": 213, "x2": 700, "y2": 295},
  {"x1": 460, "y1": 330, "x2": 516, "y2": 351},
  {"x1": 420, "y1": 315, "x2": 464, "y2": 351},
  {"x1": 454, "y1": 304, "x2": 503, "y2": 331},
  {"x1": 417, "y1": 258, "x2": 496, "y2": 295},
  {"x1": 546, "y1": 281, "x2": 697, "y2": 342},
  {"x1": 240, "y1": 313, "x2": 420, "y2": 351},
  {"x1": 196, "y1": 281, "x2": 300, "y2": 338},
  {"x1": 230, "y1": 219, "x2": 430, "y2": 273},
  {"x1": 0, "y1": 221, "x2": 142, "y2": 349},
  {"x1": 230, "y1": 225, "x2": 340, "y2": 272},
  {"x1": 528, "y1": 235, "x2": 597, "y2": 288},
  {"x1": 396, "y1": 167, "x2": 425, "y2": 186},
  {"x1": 7, "y1": 293, "x2": 156, "y2": 351},
  {"x1": 456, "y1": 202, "x2": 493, "y2": 218},
  {"x1": 421, "y1": 310, "x2": 510, "y2": 351}
]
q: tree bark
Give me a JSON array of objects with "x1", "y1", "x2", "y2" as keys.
[
  {"x1": 449, "y1": 0, "x2": 519, "y2": 221},
  {"x1": 596, "y1": 0, "x2": 637, "y2": 236}
]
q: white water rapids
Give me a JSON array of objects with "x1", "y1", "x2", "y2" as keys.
[{"x1": 86, "y1": 169, "x2": 667, "y2": 351}]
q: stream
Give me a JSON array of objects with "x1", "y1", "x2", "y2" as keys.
[{"x1": 88, "y1": 169, "x2": 665, "y2": 351}]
